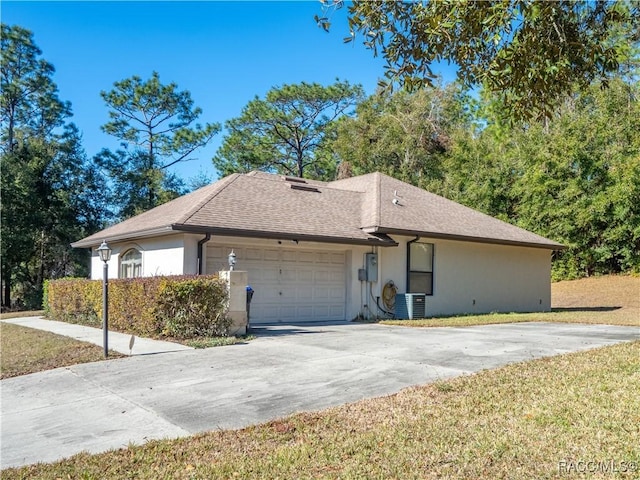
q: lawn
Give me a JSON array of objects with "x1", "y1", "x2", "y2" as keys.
[
  {"x1": 0, "y1": 322, "x2": 122, "y2": 379},
  {"x1": 0, "y1": 309, "x2": 45, "y2": 320},
  {"x1": 382, "y1": 274, "x2": 639, "y2": 328},
  {"x1": 4, "y1": 339, "x2": 638, "y2": 479}
]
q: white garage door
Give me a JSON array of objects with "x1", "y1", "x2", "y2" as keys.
[{"x1": 206, "y1": 244, "x2": 346, "y2": 324}]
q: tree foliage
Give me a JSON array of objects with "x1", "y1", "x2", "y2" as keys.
[
  {"x1": 1, "y1": 24, "x2": 105, "y2": 308},
  {"x1": 318, "y1": 0, "x2": 639, "y2": 121},
  {"x1": 97, "y1": 72, "x2": 219, "y2": 218},
  {"x1": 213, "y1": 80, "x2": 364, "y2": 179},
  {"x1": 331, "y1": 77, "x2": 639, "y2": 279},
  {"x1": 332, "y1": 82, "x2": 471, "y2": 186}
]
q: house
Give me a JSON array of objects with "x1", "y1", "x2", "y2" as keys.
[{"x1": 72, "y1": 171, "x2": 564, "y2": 323}]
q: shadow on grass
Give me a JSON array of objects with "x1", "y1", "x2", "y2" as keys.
[{"x1": 552, "y1": 306, "x2": 622, "y2": 313}]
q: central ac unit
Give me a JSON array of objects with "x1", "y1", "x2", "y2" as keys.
[{"x1": 395, "y1": 293, "x2": 427, "y2": 319}]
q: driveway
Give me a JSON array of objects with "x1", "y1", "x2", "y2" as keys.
[{"x1": 2, "y1": 321, "x2": 638, "y2": 468}]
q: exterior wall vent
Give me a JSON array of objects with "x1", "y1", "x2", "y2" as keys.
[{"x1": 395, "y1": 293, "x2": 427, "y2": 319}]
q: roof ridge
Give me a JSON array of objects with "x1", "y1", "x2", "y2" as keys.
[{"x1": 176, "y1": 173, "x2": 241, "y2": 225}]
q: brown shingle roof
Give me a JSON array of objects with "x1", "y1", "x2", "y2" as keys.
[
  {"x1": 72, "y1": 171, "x2": 564, "y2": 250},
  {"x1": 332, "y1": 173, "x2": 563, "y2": 249}
]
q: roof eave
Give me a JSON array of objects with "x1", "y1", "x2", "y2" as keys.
[
  {"x1": 70, "y1": 226, "x2": 177, "y2": 249},
  {"x1": 363, "y1": 227, "x2": 566, "y2": 250},
  {"x1": 172, "y1": 224, "x2": 399, "y2": 247}
]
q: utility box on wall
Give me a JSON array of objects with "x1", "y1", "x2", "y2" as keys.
[{"x1": 365, "y1": 253, "x2": 378, "y2": 282}]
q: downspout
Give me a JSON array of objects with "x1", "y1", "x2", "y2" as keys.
[{"x1": 197, "y1": 233, "x2": 211, "y2": 275}]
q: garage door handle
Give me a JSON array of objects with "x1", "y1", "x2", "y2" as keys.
[{"x1": 279, "y1": 291, "x2": 282, "y2": 295}]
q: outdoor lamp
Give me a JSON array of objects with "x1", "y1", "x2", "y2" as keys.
[
  {"x1": 97, "y1": 240, "x2": 111, "y2": 358},
  {"x1": 228, "y1": 250, "x2": 236, "y2": 271},
  {"x1": 97, "y1": 240, "x2": 112, "y2": 263}
]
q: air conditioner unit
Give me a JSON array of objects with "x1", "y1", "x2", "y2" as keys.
[{"x1": 395, "y1": 293, "x2": 427, "y2": 319}]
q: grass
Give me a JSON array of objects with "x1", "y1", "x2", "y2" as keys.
[
  {"x1": 0, "y1": 322, "x2": 123, "y2": 379},
  {"x1": 4, "y1": 340, "x2": 638, "y2": 479},
  {"x1": 0, "y1": 309, "x2": 45, "y2": 320},
  {"x1": 382, "y1": 274, "x2": 639, "y2": 328}
]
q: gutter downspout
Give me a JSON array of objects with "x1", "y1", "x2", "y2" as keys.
[{"x1": 197, "y1": 233, "x2": 211, "y2": 275}]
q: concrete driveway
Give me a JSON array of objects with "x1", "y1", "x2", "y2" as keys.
[{"x1": 2, "y1": 321, "x2": 638, "y2": 468}]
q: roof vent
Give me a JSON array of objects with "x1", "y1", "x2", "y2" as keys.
[
  {"x1": 289, "y1": 183, "x2": 320, "y2": 193},
  {"x1": 283, "y1": 176, "x2": 307, "y2": 184}
]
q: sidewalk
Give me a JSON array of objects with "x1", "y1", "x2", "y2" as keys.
[{"x1": 1, "y1": 316, "x2": 192, "y2": 355}]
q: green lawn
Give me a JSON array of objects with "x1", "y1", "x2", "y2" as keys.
[{"x1": 4, "y1": 340, "x2": 638, "y2": 479}]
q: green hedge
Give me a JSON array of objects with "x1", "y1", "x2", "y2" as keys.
[{"x1": 44, "y1": 275, "x2": 230, "y2": 339}]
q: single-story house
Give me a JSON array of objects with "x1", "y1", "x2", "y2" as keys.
[{"x1": 72, "y1": 171, "x2": 564, "y2": 323}]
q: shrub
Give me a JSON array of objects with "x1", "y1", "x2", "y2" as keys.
[
  {"x1": 155, "y1": 277, "x2": 231, "y2": 339},
  {"x1": 44, "y1": 275, "x2": 230, "y2": 338},
  {"x1": 45, "y1": 278, "x2": 100, "y2": 326}
]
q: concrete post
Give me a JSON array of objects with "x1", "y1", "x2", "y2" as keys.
[{"x1": 219, "y1": 270, "x2": 248, "y2": 336}]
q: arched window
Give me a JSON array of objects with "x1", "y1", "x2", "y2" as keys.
[{"x1": 120, "y1": 249, "x2": 142, "y2": 278}]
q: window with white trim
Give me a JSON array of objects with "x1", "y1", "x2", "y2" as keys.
[
  {"x1": 408, "y1": 241, "x2": 434, "y2": 295},
  {"x1": 120, "y1": 249, "x2": 142, "y2": 278}
]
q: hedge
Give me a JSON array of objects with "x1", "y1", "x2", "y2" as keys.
[{"x1": 44, "y1": 275, "x2": 231, "y2": 339}]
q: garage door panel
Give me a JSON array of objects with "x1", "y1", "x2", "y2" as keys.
[
  {"x1": 329, "y1": 253, "x2": 345, "y2": 264},
  {"x1": 314, "y1": 270, "x2": 330, "y2": 283},
  {"x1": 280, "y1": 268, "x2": 297, "y2": 282},
  {"x1": 313, "y1": 287, "x2": 329, "y2": 300},
  {"x1": 207, "y1": 244, "x2": 346, "y2": 324},
  {"x1": 297, "y1": 286, "x2": 313, "y2": 302},
  {"x1": 259, "y1": 305, "x2": 281, "y2": 322},
  {"x1": 282, "y1": 250, "x2": 297, "y2": 263},
  {"x1": 298, "y1": 251, "x2": 315, "y2": 263},
  {"x1": 329, "y1": 287, "x2": 344, "y2": 300},
  {"x1": 297, "y1": 270, "x2": 314, "y2": 282},
  {"x1": 313, "y1": 305, "x2": 329, "y2": 317},
  {"x1": 297, "y1": 305, "x2": 313, "y2": 319}
]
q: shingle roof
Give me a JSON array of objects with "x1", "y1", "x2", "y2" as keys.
[
  {"x1": 72, "y1": 171, "x2": 564, "y2": 250},
  {"x1": 330, "y1": 173, "x2": 564, "y2": 249}
]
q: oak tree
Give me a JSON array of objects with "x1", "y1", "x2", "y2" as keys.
[{"x1": 318, "y1": 0, "x2": 639, "y2": 121}]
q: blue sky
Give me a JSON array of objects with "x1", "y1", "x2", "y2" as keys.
[{"x1": 3, "y1": 1, "x2": 457, "y2": 182}]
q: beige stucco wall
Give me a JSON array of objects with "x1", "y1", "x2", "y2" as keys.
[
  {"x1": 90, "y1": 232, "x2": 552, "y2": 319},
  {"x1": 374, "y1": 235, "x2": 552, "y2": 316},
  {"x1": 427, "y1": 238, "x2": 551, "y2": 315},
  {"x1": 90, "y1": 234, "x2": 192, "y2": 280}
]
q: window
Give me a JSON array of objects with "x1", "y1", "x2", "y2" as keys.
[
  {"x1": 120, "y1": 249, "x2": 142, "y2": 278},
  {"x1": 408, "y1": 241, "x2": 433, "y2": 295}
]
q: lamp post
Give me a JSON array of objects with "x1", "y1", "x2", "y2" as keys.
[
  {"x1": 228, "y1": 250, "x2": 236, "y2": 271},
  {"x1": 97, "y1": 240, "x2": 112, "y2": 358}
]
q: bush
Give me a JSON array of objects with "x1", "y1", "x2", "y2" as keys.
[
  {"x1": 44, "y1": 275, "x2": 230, "y2": 338},
  {"x1": 44, "y1": 278, "x2": 101, "y2": 326},
  {"x1": 155, "y1": 277, "x2": 231, "y2": 339}
]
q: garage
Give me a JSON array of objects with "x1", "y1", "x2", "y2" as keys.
[{"x1": 206, "y1": 244, "x2": 347, "y2": 324}]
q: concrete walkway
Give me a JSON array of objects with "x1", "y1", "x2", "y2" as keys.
[
  {"x1": 1, "y1": 321, "x2": 638, "y2": 469},
  {"x1": 1, "y1": 316, "x2": 192, "y2": 355}
]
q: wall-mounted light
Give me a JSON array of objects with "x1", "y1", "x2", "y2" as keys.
[{"x1": 228, "y1": 250, "x2": 237, "y2": 271}]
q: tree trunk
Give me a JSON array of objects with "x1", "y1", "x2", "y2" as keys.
[{"x1": 2, "y1": 263, "x2": 11, "y2": 309}]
